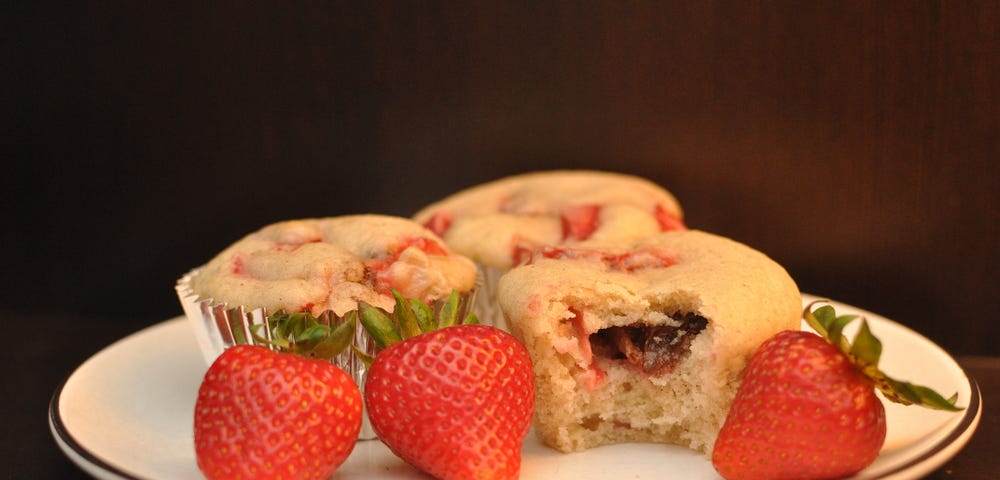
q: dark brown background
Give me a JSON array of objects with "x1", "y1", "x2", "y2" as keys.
[{"x1": 3, "y1": 2, "x2": 998, "y2": 478}]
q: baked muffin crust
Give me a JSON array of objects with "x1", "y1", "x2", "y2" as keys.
[{"x1": 188, "y1": 215, "x2": 477, "y2": 316}]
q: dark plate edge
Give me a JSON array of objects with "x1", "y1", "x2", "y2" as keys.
[
  {"x1": 49, "y1": 376, "x2": 144, "y2": 480},
  {"x1": 872, "y1": 374, "x2": 983, "y2": 479}
]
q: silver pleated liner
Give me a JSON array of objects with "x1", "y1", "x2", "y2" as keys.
[
  {"x1": 176, "y1": 269, "x2": 478, "y2": 441},
  {"x1": 474, "y1": 265, "x2": 509, "y2": 332}
]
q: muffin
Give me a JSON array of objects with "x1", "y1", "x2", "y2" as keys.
[
  {"x1": 176, "y1": 214, "x2": 479, "y2": 438},
  {"x1": 496, "y1": 230, "x2": 801, "y2": 455},
  {"x1": 413, "y1": 170, "x2": 685, "y2": 329}
]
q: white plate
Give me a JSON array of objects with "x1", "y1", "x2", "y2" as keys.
[{"x1": 50, "y1": 295, "x2": 981, "y2": 479}]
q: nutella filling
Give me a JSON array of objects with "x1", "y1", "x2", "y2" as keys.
[{"x1": 590, "y1": 312, "x2": 708, "y2": 376}]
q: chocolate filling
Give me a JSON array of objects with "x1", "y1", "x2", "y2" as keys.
[{"x1": 590, "y1": 313, "x2": 708, "y2": 376}]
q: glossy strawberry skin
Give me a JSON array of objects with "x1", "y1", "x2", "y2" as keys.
[
  {"x1": 194, "y1": 345, "x2": 363, "y2": 480},
  {"x1": 712, "y1": 330, "x2": 886, "y2": 480},
  {"x1": 365, "y1": 324, "x2": 535, "y2": 480}
]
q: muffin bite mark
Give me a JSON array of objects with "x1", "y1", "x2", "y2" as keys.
[
  {"x1": 590, "y1": 312, "x2": 709, "y2": 376},
  {"x1": 557, "y1": 308, "x2": 609, "y2": 391},
  {"x1": 559, "y1": 306, "x2": 709, "y2": 388}
]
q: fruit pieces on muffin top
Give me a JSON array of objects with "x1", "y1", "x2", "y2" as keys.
[
  {"x1": 413, "y1": 170, "x2": 686, "y2": 269},
  {"x1": 187, "y1": 215, "x2": 478, "y2": 317}
]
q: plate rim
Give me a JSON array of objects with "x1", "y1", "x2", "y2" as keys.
[
  {"x1": 50, "y1": 375, "x2": 143, "y2": 480},
  {"x1": 49, "y1": 297, "x2": 983, "y2": 480},
  {"x1": 861, "y1": 375, "x2": 981, "y2": 479}
]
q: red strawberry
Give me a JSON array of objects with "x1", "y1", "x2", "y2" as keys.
[
  {"x1": 358, "y1": 291, "x2": 536, "y2": 480},
  {"x1": 712, "y1": 302, "x2": 963, "y2": 480},
  {"x1": 712, "y1": 330, "x2": 885, "y2": 479},
  {"x1": 561, "y1": 204, "x2": 600, "y2": 241},
  {"x1": 194, "y1": 314, "x2": 363, "y2": 480}
]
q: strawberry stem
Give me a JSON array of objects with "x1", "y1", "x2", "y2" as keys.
[
  {"x1": 357, "y1": 289, "x2": 478, "y2": 349},
  {"x1": 233, "y1": 289, "x2": 474, "y2": 361},
  {"x1": 803, "y1": 301, "x2": 964, "y2": 412},
  {"x1": 391, "y1": 291, "x2": 424, "y2": 339},
  {"x1": 359, "y1": 302, "x2": 402, "y2": 349},
  {"x1": 410, "y1": 299, "x2": 436, "y2": 332},
  {"x1": 437, "y1": 290, "x2": 461, "y2": 328},
  {"x1": 248, "y1": 309, "x2": 357, "y2": 360}
]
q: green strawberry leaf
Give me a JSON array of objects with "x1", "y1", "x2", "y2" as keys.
[
  {"x1": 355, "y1": 289, "x2": 477, "y2": 350},
  {"x1": 827, "y1": 313, "x2": 858, "y2": 355},
  {"x1": 410, "y1": 299, "x2": 437, "y2": 332},
  {"x1": 807, "y1": 303, "x2": 834, "y2": 335},
  {"x1": 803, "y1": 301, "x2": 964, "y2": 412},
  {"x1": 359, "y1": 301, "x2": 402, "y2": 349},
  {"x1": 351, "y1": 343, "x2": 375, "y2": 369},
  {"x1": 392, "y1": 290, "x2": 423, "y2": 339},
  {"x1": 308, "y1": 314, "x2": 355, "y2": 360},
  {"x1": 297, "y1": 324, "x2": 331, "y2": 344},
  {"x1": 252, "y1": 311, "x2": 287, "y2": 348},
  {"x1": 883, "y1": 377, "x2": 964, "y2": 411},
  {"x1": 284, "y1": 312, "x2": 309, "y2": 340},
  {"x1": 228, "y1": 309, "x2": 255, "y2": 345},
  {"x1": 849, "y1": 318, "x2": 883, "y2": 368},
  {"x1": 234, "y1": 288, "x2": 473, "y2": 361},
  {"x1": 437, "y1": 290, "x2": 461, "y2": 328},
  {"x1": 246, "y1": 309, "x2": 358, "y2": 360},
  {"x1": 271, "y1": 311, "x2": 293, "y2": 342},
  {"x1": 462, "y1": 311, "x2": 480, "y2": 325}
]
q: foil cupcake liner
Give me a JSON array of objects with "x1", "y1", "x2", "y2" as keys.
[
  {"x1": 176, "y1": 269, "x2": 479, "y2": 440},
  {"x1": 474, "y1": 265, "x2": 510, "y2": 332}
]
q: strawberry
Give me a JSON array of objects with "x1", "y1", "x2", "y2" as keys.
[
  {"x1": 561, "y1": 204, "x2": 600, "y2": 241},
  {"x1": 194, "y1": 312, "x2": 363, "y2": 480},
  {"x1": 358, "y1": 291, "x2": 536, "y2": 480},
  {"x1": 712, "y1": 302, "x2": 963, "y2": 480}
]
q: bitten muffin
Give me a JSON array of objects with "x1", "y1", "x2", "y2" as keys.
[
  {"x1": 413, "y1": 170, "x2": 686, "y2": 327},
  {"x1": 496, "y1": 230, "x2": 801, "y2": 455}
]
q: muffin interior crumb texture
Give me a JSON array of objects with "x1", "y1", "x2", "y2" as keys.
[{"x1": 526, "y1": 292, "x2": 733, "y2": 456}]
